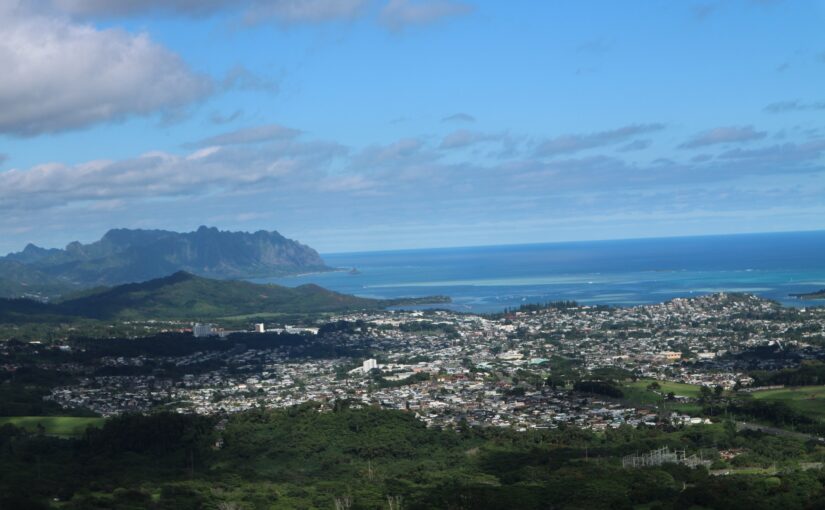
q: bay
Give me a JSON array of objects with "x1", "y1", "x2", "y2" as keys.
[{"x1": 256, "y1": 231, "x2": 825, "y2": 313}]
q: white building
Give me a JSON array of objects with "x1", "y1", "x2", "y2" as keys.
[
  {"x1": 363, "y1": 359, "x2": 378, "y2": 372},
  {"x1": 193, "y1": 323, "x2": 216, "y2": 338},
  {"x1": 254, "y1": 323, "x2": 265, "y2": 333}
]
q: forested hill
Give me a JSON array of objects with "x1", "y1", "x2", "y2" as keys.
[
  {"x1": 0, "y1": 226, "x2": 329, "y2": 298},
  {"x1": 0, "y1": 272, "x2": 449, "y2": 322},
  {"x1": 0, "y1": 272, "x2": 413, "y2": 322}
]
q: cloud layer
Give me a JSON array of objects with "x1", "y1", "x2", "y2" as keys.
[{"x1": 2, "y1": 117, "x2": 824, "y2": 253}]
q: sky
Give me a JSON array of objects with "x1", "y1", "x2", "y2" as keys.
[{"x1": 1, "y1": 0, "x2": 824, "y2": 254}]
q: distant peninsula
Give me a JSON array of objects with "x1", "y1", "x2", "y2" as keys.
[
  {"x1": 789, "y1": 289, "x2": 825, "y2": 300},
  {"x1": 0, "y1": 226, "x2": 330, "y2": 298}
]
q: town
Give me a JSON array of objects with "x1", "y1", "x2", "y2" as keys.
[{"x1": 25, "y1": 292, "x2": 824, "y2": 433}]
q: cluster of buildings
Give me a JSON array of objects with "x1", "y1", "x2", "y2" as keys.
[{"x1": 30, "y1": 293, "x2": 825, "y2": 429}]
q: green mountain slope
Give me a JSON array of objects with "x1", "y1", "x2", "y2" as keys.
[
  {"x1": 0, "y1": 260, "x2": 77, "y2": 299},
  {"x1": 54, "y1": 271, "x2": 380, "y2": 320},
  {"x1": 0, "y1": 272, "x2": 448, "y2": 325}
]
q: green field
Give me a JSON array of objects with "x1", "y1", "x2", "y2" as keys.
[
  {"x1": 0, "y1": 416, "x2": 104, "y2": 437},
  {"x1": 618, "y1": 379, "x2": 704, "y2": 416},
  {"x1": 622, "y1": 379, "x2": 702, "y2": 405},
  {"x1": 749, "y1": 385, "x2": 825, "y2": 422}
]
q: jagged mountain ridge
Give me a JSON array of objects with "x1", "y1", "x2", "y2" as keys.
[{"x1": 0, "y1": 226, "x2": 329, "y2": 297}]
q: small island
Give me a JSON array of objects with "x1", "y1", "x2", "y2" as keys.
[{"x1": 789, "y1": 288, "x2": 825, "y2": 300}]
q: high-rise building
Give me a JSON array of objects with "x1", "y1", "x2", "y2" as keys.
[{"x1": 193, "y1": 323, "x2": 215, "y2": 338}]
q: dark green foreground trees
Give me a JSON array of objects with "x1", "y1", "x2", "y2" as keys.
[{"x1": 1, "y1": 405, "x2": 825, "y2": 509}]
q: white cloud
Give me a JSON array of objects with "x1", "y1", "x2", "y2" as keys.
[
  {"x1": 0, "y1": 136, "x2": 347, "y2": 211},
  {"x1": 380, "y1": 0, "x2": 473, "y2": 31},
  {"x1": 0, "y1": 8, "x2": 211, "y2": 136}
]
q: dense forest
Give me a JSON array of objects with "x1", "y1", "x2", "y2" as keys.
[{"x1": 1, "y1": 406, "x2": 825, "y2": 509}]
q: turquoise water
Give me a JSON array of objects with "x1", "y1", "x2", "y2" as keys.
[{"x1": 258, "y1": 231, "x2": 825, "y2": 312}]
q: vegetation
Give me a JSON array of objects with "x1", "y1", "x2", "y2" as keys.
[
  {"x1": 751, "y1": 362, "x2": 825, "y2": 387},
  {"x1": 749, "y1": 385, "x2": 825, "y2": 423},
  {"x1": 0, "y1": 272, "x2": 450, "y2": 339},
  {"x1": 0, "y1": 226, "x2": 330, "y2": 298},
  {"x1": 1, "y1": 406, "x2": 824, "y2": 509},
  {"x1": 622, "y1": 379, "x2": 703, "y2": 403},
  {"x1": 0, "y1": 416, "x2": 103, "y2": 437},
  {"x1": 573, "y1": 380, "x2": 625, "y2": 398}
]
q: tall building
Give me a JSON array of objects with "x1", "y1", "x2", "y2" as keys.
[
  {"x1": 254, "y1": 323, "x2": 265, "y2": 333},
  {"x1": 193, "y1": 323, "x2": 215, "y2": 338},
  {"x1": 362, "y1": 359, "x2": 378, "y2": 372}
]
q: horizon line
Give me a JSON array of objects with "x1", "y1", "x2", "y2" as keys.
[{"x1": 320, "y1": 228, "x2": 825, "y2": 257}]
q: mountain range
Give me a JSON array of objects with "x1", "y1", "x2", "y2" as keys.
[{"x1": 0, "y1": 226, "x2": 329, "y2": 298}]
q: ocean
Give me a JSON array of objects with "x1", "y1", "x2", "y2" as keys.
[{"x1": 257, "y1": 231, "x2": 825, "y2": 313}]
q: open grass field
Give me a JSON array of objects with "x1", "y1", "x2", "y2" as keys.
[
  {"x1": 622, "y1": 379, "x2": 702, "y2": 405},
  {"x1": 749, "y1": 385, "x2": 825, "y2": 422},
  {"x1": 0, "y1": 416, "x2": 104, "y2": 437}
]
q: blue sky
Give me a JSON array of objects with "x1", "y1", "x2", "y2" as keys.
[{"x1": 1, "y1": 0, "x2": 824, "y2": 254}]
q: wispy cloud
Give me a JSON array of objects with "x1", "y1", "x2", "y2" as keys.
[
  {"x1": 617, "y1": 140, "x2": 651, "y2": 152},
  {"x1": 576, "y1": 38, "x2": 611, "y2": 54},
  {"x1": 439, "y1": 130, "x2": 511, "y2": 150},
  {"x1": 50, "y1": 0, "x2": 368, "y2": 24},
  {"x1": 354, "y1": 138, "x2": 431, "y2": 166},
  {"x1": 764, "y1": 100, "x2": 825, "y2": 113},
  {"x1": 719, "y1": 139, "x2": 825, "y2": 163},
  {"x1": 242, "y1": 0, "x2": 367, "y2": 25},
  {"x1": 380, "y1": 0, "x2": 473, "y2": 31},
  {"x1": 536, "y1": 124, "x2": 665, "y2": 157},
  {"x1": 189, "y1": 124, "x2": 301, "y2": 147},
  {"x1": 48, "y1": 0, "x2": 234, "y2": 17},
  {"x1": 221, "y1": 65, "x2": 280, "y2": 93},
  {"x1": 441, "y1": 112, "x2": 476, "y2": 123},
  {"x1": 210, "y1": 109, "x2": 244, "y2": 125},
  {"x1": 679, "y1": 125, "x2": 766, "y2": 148},
  {"x1": 691, "y1": 3, "x2": 715, "y2": 21}
]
